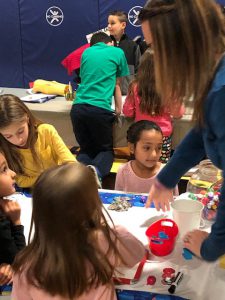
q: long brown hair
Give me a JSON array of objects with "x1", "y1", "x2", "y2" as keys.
[
  {"x1": 139, "y1": 0, "x2": 225, "y2": 125},
  {"x1": 13, "y1": 163, "x2": 126, "y2": 299},
  {"x1": 0, "y1": 94, "x2": 42, "y2": 174},
  {"x1": 129, "y1": 50, "x2": 163, "y2": 115}
]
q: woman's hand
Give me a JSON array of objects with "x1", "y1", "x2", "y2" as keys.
[
  {"x1": 183, "y1": 230, "x2": 209, "y2": 258},
  {"x1": 145, "y1": 179, "x2": 173, "y2": 212},
  {"x1": 0, "y1": 199, "x2": 21, "y2": 225},
  {"x1": 0, "y1": 264, "x2": 13, "y2": 285}
]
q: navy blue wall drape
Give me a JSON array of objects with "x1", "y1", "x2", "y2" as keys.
[
  {"x1": 0, "y1": 0, "x2": 145, "y2": 88},
  {"x1": 0, "y1": 0, "x2": 24, "y2": 87}
]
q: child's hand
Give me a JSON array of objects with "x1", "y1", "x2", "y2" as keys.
[
  {"x1": 115, "y1": 106, "x2": 121, "y2": 116},
  {"x1": 183, "y1": 229, "x2": 209, "y2": 258},
  {"x1": 0, "y1": 264, "x2": 13, "y2": 285},
  {"x1": 146, "y1": 179, "x2": 173, "y2": 212},
  {"x1": 0, "y1": 199, "x2": 21, "y2": 225}
]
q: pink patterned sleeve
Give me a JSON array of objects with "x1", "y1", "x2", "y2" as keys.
[{"x1": 113, "y1": 225, "x2": 146, "y2": 267}]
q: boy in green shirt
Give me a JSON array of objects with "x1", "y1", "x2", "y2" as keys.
[{"x1": 70, "y1": 32, "x2": 129, "y2": 179}]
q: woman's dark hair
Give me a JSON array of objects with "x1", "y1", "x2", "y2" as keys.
[
  {"x1": 127, "y1": 120, "x2": 163, "y2": 146},
  {"x1": 108, "y1": 10, "x2": 128, "y2": 23},
  {"x1": 13, "y1": 163, "x2": 127, "y2": 299},
  {"x1": 90, "y1": 32, "x2": 112, "y2": 46}
]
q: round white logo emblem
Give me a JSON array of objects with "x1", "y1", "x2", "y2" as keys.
[
  {"x1": 128, "y1": 6, "x2": 143, "y2": 27},
  {"x1": 46, "y1": 6, "x2": 64, "y2": 26}
]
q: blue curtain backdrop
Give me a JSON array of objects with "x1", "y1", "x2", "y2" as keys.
[
  {"x1": 0, "y1": 0, "x2": 145, "y2": 88},
  {"x1": 99, "y1": 0, "x2": 146, "y2": 38},
  {"x1": 0, "y1": 0, "x2": 24, "y2": 88}
]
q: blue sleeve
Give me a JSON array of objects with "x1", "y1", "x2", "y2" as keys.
[
  {"x1": 116, "y1": 50, "x2": 130, "y2": 78},
  {"x1": 157, "y1": 127, "x2": 206, "y2": 188},
  {"x1": 200, "y1": 87, "x2": 225, "y2": 261}
]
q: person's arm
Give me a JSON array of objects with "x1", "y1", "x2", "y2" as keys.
[
  {"x1": 0, "y1": 264, "x2": 13, "y2": 285},
  {"x1": 16, "y1": 174, "x2": 38, "y2": 188},
  {"x1": 1, "y1": 200, "x2": 25, "y2": 251},
  {"x1": 112, "y1": 225, "x2": 146, "y2": 267},
  {"x1": 115, "y1": 165, "x2": 125, "y2": 191},
  {"x1": 16, "y1": 125, "x2": 76, "y2": 188},
  {"x1": 48, "y1": 125, "x2": 76, "y2": 164},
  {"x1": 146, "y1": 127, "x2": 206, "y2": 211},
  {"x1": 184, "y1": 87, "x2": 225, "y2": 260},
  {"x1": 114, "y1": 78, "x2": 122, "y2": 116},
  {"x1": 11, "y1": 224, "x2": 26, "y2": 251},
  {"x1": 0, "y1": 200, "x2": 25, "y2": 264}
]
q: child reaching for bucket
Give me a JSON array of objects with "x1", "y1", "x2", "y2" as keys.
[
  {"x1": 0, "y1": 149, "x2": 26, "y2": 285},
  {"x1": 123, "y1": 50, "x2": 185, "y2": 163},
  {"x1": 115, "y1": 120, "x2": 179, "y2": 195},
  {"x1": 0, "y1": 94, "x2": 76, "y2": 188},
  {"x1": 12, "y1": 162, "x2": 145, "y2": 300}
]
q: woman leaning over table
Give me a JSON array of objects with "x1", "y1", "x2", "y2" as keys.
[{"x1": 139, "y1": 0, "x2": 225, "y2": 261}]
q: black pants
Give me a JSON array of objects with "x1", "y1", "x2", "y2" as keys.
[{"x1": 70, "y1": 104, "x2": 115, "y2": 177}]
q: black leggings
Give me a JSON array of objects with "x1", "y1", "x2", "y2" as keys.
[{"x1": 70, "y1": 104, "x2": 115, "y2": 177}]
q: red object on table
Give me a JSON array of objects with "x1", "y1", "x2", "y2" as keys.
[
  {"x1": 147, "y1": 275, "x2": 156, "y2": 285},
  {"x1": 145, "y1": 219, "x2": 179, "y2": 256}
]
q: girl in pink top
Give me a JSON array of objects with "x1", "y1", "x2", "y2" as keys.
[
  {"x1": 12, "y1": 163, "x2": 145, "y2": 300},
  {"x1": 123, "y1": 50, "x2": 185, "y2": 163},
  {"x1": 115, "y1": 120, "x2": 178, "y2": 195}
]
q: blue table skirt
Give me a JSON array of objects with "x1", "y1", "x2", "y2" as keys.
[
  {"x1": 17, "y1": 188, "x2": 155, "y2": 208},
  {"x1": 116, "y1": 290, "x2": 188, "y2": 300},
  {"x1": 17, "y1": 185, "x2": 155, "y2": 208}
]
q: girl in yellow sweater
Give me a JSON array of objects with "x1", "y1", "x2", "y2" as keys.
[{"x1": 0, "y1": 94, "x2": 76, "y2": 188}]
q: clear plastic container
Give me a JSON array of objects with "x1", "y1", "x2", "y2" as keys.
[{"x1": 186, "y1": 159, "x2": 221, "y2": 194}]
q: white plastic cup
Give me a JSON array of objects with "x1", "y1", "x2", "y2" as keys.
[{"x1": 171, "y1": 199, "x2": 204, "y2": 238}]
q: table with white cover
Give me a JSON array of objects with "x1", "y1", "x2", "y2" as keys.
[{"x1": 2, "y1": 191, "x2": 224, "y2": 300}]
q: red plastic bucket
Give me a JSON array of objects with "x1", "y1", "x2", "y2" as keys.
[{"x1": 145, "y1": 218, "x2": 178, "y2": 256}]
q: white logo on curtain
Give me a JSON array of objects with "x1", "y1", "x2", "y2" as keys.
[
  {"x1": 128, "y1": 6, "x2": 143, "y2": 27},
  {"x1": 46, "y1": 6, "x2": 64, "y2": 26}
]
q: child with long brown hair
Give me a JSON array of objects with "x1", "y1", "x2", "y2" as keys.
[
  {"x1": 12, "y1": 163, "x2": 145, "y2": 300},
  {"x1": 0, "y1": 149, "x2": 25, "y2": 285},
  {"x1": 0, "y1": 94, "x2": 76, "y2": 188},
  {"x1": 123, "y1": 50, "x2": 185, "y2": 163},
  {"x1": 139, "y1": 0, "x2": 225, "y2": 261}
]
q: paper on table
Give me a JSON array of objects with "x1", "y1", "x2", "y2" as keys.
[{"x1": 20, "y1": 93, "x2": 56, "y2": 103}]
